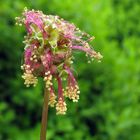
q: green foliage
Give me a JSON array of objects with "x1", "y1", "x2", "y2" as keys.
[{"x1": 0, "y1": 0, "x2": 140, "y2": 140}]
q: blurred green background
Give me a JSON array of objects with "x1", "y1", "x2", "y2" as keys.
[{"x1": 0, "y1": 0, "x2": 140, "y2": 140}]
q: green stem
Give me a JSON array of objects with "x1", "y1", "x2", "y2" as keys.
[{"x1": 40, "y1": 87, "x2": 49, "y2": 140}]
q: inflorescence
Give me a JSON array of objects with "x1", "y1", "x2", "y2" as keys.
[{"x1": 16, "y1": 8, "x2": 103, "y2": 115}]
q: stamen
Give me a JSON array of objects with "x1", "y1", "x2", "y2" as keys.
[
  {"x1": 56, "y1": 98, "x2": 67, "y2": 115},
  {"x1": 44, "y1": 71, "x2": 53, "y2": 89},
  {"x1": 64, "y1": 85, "x2": 80, "y2": 102},
  {"x1": 22, "y1": 69, "x2": 38, "y2": 87},
  {"x1": 49, "y1": 93, "x2": 57, "y2": 107}
]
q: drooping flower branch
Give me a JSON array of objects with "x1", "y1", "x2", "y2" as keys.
[{"x1": 16, "y1": 8, "x2": 103, "y2": 115}]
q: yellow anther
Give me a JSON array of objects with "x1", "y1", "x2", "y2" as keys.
[
  {"x1": 49, "y1": 93, "x2": 57, "y2": 107},
  {"x1": 56, "y1": 98, "x2": 67, "y2": 115}
]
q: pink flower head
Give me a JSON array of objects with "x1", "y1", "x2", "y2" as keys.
[{"x1": 16, "y1": 8, "x2": 103, "y2": 115}]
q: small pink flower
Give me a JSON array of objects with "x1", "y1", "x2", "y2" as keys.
[{"x1": 16, "y1": 8, "x2": 102, "y2": 115}]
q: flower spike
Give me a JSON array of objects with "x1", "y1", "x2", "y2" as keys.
[{"x1": 16, "y1": 8, "x2": 102, "y2": 115}]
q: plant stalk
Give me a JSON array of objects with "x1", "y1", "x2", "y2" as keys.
[{"x1": 40, "y1": 87, "x2": 49, "y2": 140}]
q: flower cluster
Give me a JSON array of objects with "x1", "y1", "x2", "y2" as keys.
[{"x1": 16, "y1": 8, "x2": 102, "y2": 115}]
